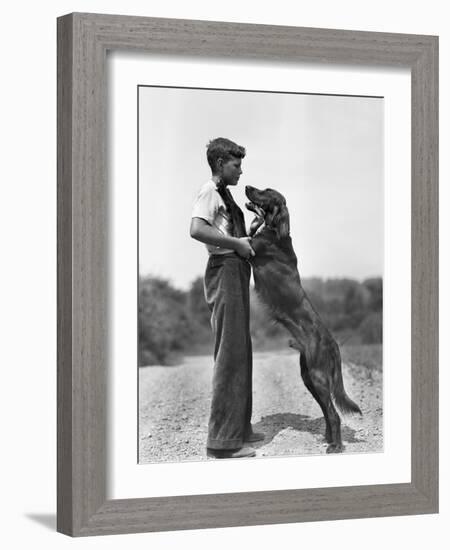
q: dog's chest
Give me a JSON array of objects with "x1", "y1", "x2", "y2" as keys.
[
  {"x1": 250, "y1": 235, "x2": 303, "y2": 311},
  {"x1": 251, "y1": 234, "x2": 296, "y2": 269},
  {"x1": 252, "y1": 253, "x2": 298, "y2": 287}
]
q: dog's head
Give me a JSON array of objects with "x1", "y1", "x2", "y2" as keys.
[{"x1": 245, "y1": 185, "x2": 290, "y2": 239}]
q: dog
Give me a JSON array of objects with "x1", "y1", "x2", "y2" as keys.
[{"x1": 245, "y1": 185, "x2": 362, "y2": 453}]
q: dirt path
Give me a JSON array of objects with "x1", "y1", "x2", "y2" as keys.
[{"x1": 139, "y1": 349, "x2": 383, "y2": 463}]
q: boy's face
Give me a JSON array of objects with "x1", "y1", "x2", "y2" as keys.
[{"x1": 219, "y1": 156, "x2": 243, "y2": 186}]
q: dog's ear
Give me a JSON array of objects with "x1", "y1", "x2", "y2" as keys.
[
  {"x1": 265, "y1": 204, "x2": 279, "y2": 228},
  {"x1": 276, "y1": 205, "x2": 290, "y2": 239},
  {"x1": 267, "y1": 203, "x2": 290, "y2": 238}
]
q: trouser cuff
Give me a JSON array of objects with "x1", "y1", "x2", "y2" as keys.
[{"x1": 207, "y1": 437, "x2": 243, "y2": 450}]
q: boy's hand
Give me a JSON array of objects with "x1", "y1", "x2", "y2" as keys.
[{"x1": 235, "y1": 237, "x2": 255, "y2": 259}]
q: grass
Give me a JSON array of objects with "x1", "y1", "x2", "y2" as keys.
[{"x1": 340, "y1": 343, "x2": 382, "y2": 373}]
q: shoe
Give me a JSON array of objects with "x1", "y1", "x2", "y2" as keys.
[
  {"x1": 207, "y1": 446, "x2": 256, "y2": 459},
  {"x1": 244, "y1": 431, "x2": 265, "y2": 443}
]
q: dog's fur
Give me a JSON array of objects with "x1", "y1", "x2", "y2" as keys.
[{"x1": 245, "y1": 185, "x2": 362, "y2": 453}]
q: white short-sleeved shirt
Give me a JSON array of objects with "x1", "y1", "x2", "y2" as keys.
[{"x1": 191, "y1": 180, "x2": 234, "y2": 255}]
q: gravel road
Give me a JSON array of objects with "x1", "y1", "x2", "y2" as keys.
[{"x1": 139, "y1": 347, "x2": 383, "y2": 463}]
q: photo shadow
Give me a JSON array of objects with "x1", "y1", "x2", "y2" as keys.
[{"x1": 251, "y1": 412, "x2": 365, "y2": 448}]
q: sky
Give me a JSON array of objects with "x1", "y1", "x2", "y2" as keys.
[{"x1": 138, "y1": 86, "x2": 383, "y2": 290}]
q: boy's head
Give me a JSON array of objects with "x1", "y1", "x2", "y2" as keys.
[{"x1": 206, "y1": 137, "x2": 246, "y2": 186}]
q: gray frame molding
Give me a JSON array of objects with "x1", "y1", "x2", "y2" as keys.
[{"x1": 57, "y1": 12, "x2": 438, "y2": 537}]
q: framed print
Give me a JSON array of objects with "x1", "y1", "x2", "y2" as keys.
[
  {"x1": 111, "y1": 56, "x2": 410, "y2": 500},
  {"x1": 57, "y1": 13, "x2": 438, "y2": 536}
]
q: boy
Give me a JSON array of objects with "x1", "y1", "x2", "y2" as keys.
[{"x1": 190, "y1": 137, "x2": 265, "y2": 459}]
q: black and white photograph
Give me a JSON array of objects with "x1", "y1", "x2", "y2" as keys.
[{"x1": 138, "y1": 85, "x2": 384, "y2": 463}]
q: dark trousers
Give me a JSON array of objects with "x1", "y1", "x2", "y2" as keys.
[{"x1": 203, "y1": 253, "x2": 253, "y2": 450}]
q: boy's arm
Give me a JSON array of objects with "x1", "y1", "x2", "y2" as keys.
[{"x1": 190, "y1": 218, "x2": 255, "y2": 258}]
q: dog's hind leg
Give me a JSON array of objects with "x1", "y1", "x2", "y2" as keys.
[
  {"x1": 299, "y1": 354, "x2": 332, "y2": 443},
  {"x1": 322, "y1": 398, "x2": 343, "y2": 453},
  {"x1": 307, "y1": 365, "x2": 344, "y2": 453},
  {"x1": 287, "y1": 328, "x2": 343, "y2": 452}
]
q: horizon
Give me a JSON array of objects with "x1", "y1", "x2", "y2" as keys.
[{"x1": 138, "y1": 270, "x2": 383, "y2": 293}]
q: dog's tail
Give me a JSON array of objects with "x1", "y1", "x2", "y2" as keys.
[{"x1": 331, "y1": 353, "x2": 362, "y2": 416}]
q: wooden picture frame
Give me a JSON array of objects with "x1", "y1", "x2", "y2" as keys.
[{"x1": 57, "y1": 12, "x2": 438, "y2": 536}]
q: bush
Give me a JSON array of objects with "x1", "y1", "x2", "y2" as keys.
[
  {"x1": 138, "y1": 274, "x2": 383, "y2": 364},
  {"x1": 358, "y1": 312, "x2": 383, "y2": 344},
  {"x1": 139, "y1": 276, "x2": 194, "y2": 366}
]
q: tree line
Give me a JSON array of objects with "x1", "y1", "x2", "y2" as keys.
[{"x1": 139, "y1": 274, "x2": 382, "y2": 366}]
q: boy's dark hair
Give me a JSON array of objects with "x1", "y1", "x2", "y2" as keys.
[{"x1": 206, "y1": 137, "x2": 246, "y2": 172}]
